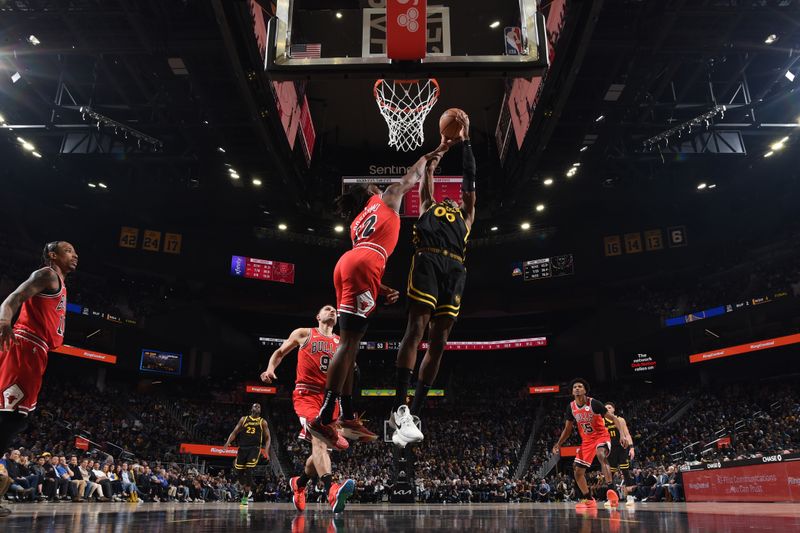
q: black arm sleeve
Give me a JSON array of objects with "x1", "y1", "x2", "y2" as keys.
[
  {"x1": 591, "y1": 399, "x2": 607, "y2": 416},
  {"x1": 462, "y1": 140, "x2": 476, "y2": 192}
]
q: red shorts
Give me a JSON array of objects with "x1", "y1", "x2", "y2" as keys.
[
  {"x1": 0, "y1": 333, "x2": 49, "y2": 415},
  {"x1": 333, "y1": 247, "x2": 385, "y2": 319},
  {"x1": 574, "y1": 436, "x2": 611, "y2": 468},
  {"x1": 293, "y1": 388, "x2": 339, "y2": 441}
]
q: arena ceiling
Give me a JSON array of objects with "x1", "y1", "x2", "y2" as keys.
[{"x1": 1, "y1": 0, "x2": 800, "y2": 239}]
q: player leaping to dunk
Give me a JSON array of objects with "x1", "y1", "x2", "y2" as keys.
[
  {"x1": 307, "y1": 146, "x2": 452, "y2": 455},
  {"x1": 390, "y1": 109, "x2": 474, "y2": 447},
  {"x1": 552, "y1": 378, "x2": 630, "y2": 511}
]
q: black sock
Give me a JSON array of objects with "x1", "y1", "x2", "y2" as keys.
[
  {"x1": 321, "y1": 473, "x2": 333, "y2": 494},
  {"x1": 394, "y1": 367, "x2": 413, "y2": 411},
  {"x1": 410, "y1": 382, "x2": 431, "y2": 415},
  {"x1": 317, "y1": 389, "x2": 339, "y2": 425},
  {"x1": 297, "y1": 472, "x2": 310, "y2": 488},
  {"x1": 338, "y1": 395, "x2": 356, "y2": 421}
]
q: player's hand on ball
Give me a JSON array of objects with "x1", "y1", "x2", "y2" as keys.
[
  {"x1": 455, "y1": 112, "x2": 470, "y2": 141},
  {"x1": 260, "y1": 369, "x2": 277, "y2": 384}
]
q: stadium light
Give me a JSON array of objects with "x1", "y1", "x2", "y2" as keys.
[
  {"x1": 278, "y1": 223, "x2": 288, "y2": 231},
  {"x1": 252, "y1": 178, "x2": 262, "y2": 186},
  {"x1": 520, "y1": 222, "x2": 531, "y2": 230},
  {"x1": 536, "y1": 203, "x2": 545, "y2": 212},
  {"x1": 708, "y1": 184, "x2": 717, "y2": 189},
  {"x1": 335, "y1": 12, "x2": 343, "y2": 19},
  {"x1": 489, "y1": 21, "x2": 501, "y2": 29},
  {"x1": 98, "y1": 182, "x2": 108, "y2": 189},
  {"x1": 770, "y1": 140, "x2": 786, "y2": 151},
  {"x1": 334, "y1": 225, "x2": 344, "y2": 233},
  {"x1": 32, "y1": 151, "x2": 42, "y2": 158},
  {"x1": 28, "y1": 35, "x2": 41, "y2": 46},
  {"x1": 580, "y1": 146, "x2": 588, "y2": 152},
  {"x1": 217, "y1": 147, "x2": 226, "y2": 153},
  {"x1": 595, "y1": 114, "x2": 605, "y2": 122},
  {"x1": 22, "y1": 142, "x2": 35, "y2": 151},
  {"x1": 0, "y1": 113, "x2": 5, "y2": 123},
  {"x1": 543, "y1": 178, "x2": 553, "y2": 186},
  {"x1": 697, "y1": 183, "x2": 707, "y2": 190},
  {"x1": 764, "y1": 151, "x2": 774, "y2": 158},
  {"x1": 765, "y1": 34, "x2": 778, "y2": 44},
  {"x1": 490, "y1": 226, "x2": 498, "y2": 231},
  {"x1": 88, "y1": 183, "x2": 97, "y2": 188}
]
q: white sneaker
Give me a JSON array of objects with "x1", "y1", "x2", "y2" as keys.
[
  {"x1": 393, "y1": 405, "x2": 424, "y2": 443},
  {"x1": 392, "y1": 430, "x2": 410, "y2": 448},
  {"x1": 626, "y1": 495, "x2": 635, "y2": 506},
  {"x1": 603, "y1": 500, "x2": 612, "y2": 508}
]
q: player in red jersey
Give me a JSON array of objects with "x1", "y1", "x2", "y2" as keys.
[
  {"x1": 261, "y1": 305, "x2": 362, "y2": 514},
  {"x1": 307, "y1": 147, "x2": 450, "y2": 450},
  {"x1": 552, "y1": 378, "x2": 629, "y2": 511},
  {"x1": 0, "y1": 241, "x2": 78, "y2": 453}
]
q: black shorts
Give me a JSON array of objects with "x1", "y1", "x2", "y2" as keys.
[
  {"x1": 407, "y1": 251, "x2": 467, "y2": 319},
  {"x1": 608, "y1": 444, "x2": 630, "y2": 471},
  {"x1": 234, "y1": 446, "x2": 261, "y2": 470}
]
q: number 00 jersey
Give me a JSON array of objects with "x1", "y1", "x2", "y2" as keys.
[
  {"x1": 566, "y1": 397, "x2": 611, "y2": 442},
  {"x1": 238, "y1": 415, "x2": 265, "y2": 447},
  {"x1": 295, "y1": 328, "x2": 340, "y2": 392},
  {"x1": 412, "y1": 201, "x2": 469, "y2": 258}
]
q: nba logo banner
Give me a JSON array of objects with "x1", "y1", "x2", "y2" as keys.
[
  {"x1": 505, "y1": 27, "x2": 523, "y2": 55},
  {"x1": 387, "y1": 0, "x2": 427, "y2": 60}
]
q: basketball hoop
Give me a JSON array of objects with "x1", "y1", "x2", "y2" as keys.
[{"x1": 374, "y1": 78, "x2": 440, "y2": 152}]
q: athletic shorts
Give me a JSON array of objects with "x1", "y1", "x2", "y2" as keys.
[
  {"x1": 333, "y1": 247, "x2": 385, "y2": 322},
  {"x1": 574, "y1": 437, "x2": 611, "y2": 468},
  {"x1": 0, "y1": 332, "x2": 49, "y2": 416},
  {"x1": 608, "y1": 444, "x2": 630, "y2": 471},
  {"x1": 234, "y1": 446, "x2": 261, "y2": 470},
  {"x1": 406, "y1": 251, "x2": 467, "y2": 319},
  {"x1": 293, "y1": 388, "x2": 339, "y2": 441}
]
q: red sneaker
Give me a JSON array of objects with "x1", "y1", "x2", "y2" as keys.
[
  {"x1": 575, "y1": 498, "x2": 598, "y2": 511},
  {"x1": 307, "y1": 419, "x2": 349, "y2": 451},
  {"x1": 338, "y1": 415, "x2": 378, "y2": 442},
  {"x1": 606, "y1": 489, "x2": 620, "y2": 508},
  {"x1": 290, "y1": 476, "x2": 306, "y2": 512},
  {"x1": 328, "y1": 479, "x2": 355, "y2": 513}
]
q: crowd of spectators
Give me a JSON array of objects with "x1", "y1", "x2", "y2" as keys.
[
  {"x1": 621, "y1": 249, "x2": 800, "y2": 320},
  {"x1": 523, "y1": 377, "x2": 800, "y2": 504}
]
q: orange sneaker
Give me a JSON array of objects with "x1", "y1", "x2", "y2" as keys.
[
  {"x1": 307, "y1": 419, "x2": 349, "y2": 451},
  {"x1": 606, "y1": 489, "x2": 620, "y2": 508},
  {"x1": 328, "y1": 479, "x2": 355, "y2": 514},
  {"x1": 575, "y1": 498, "x2": 598, "y2": 511},
  {"x1": 290, "y1": 476, "x2": 306, "y2": 512},
  {"x1": 338, "y1": 415, "x2": 378, "y2": 442}
]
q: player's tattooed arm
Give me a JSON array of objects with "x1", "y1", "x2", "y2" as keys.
[
  {"x1": 261, "y1": 328, "x2": 310, "y2": 383},
  {"x1": 224, "y1": 417, "x2": 245, "y2": 448},
  {"x1": 0, "y1": 268, "x2": 59, "y2": 351}
]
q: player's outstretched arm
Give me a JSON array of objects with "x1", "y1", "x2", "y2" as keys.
[
  {"x1": 459, "y1": 113, "x2": 476, "y2": 230},
  {"x1": 617, "y1": 416, "x2": 634, "y2": 448},
  {"x1": 0, "y1": 268, "x2": 59, "y2": 351},
  {"x1": 224, "y1": 417, "x2": 245, "y2": 448},
  {"x1": 261, "y1": 328, "x2": 310, "y2": 383},
  {"x1": 552, "y1": 420, "x2": 574, "y2": 454},
  {"x1": 418, "y1": 147, "x2": 438, "y2": 213}
]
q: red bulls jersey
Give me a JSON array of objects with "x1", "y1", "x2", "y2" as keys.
[
  {"x1": 14, "y1": 268, "x2": 67, "y2": 350},
  {"x1": 568, "y1": 397, "x2": 610, "y2": 441},
  {"x1": 295, "y1": 328, "x2": 339, "y2": 390},
  {"x1": 350, "y1": 194, "x2": 400, "y2": 262}
]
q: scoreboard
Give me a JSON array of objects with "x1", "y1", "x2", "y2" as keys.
[
  {"x1": 522, "y1": 254, "x2": 574, "y2": 281},
  {"x1": 231, "y1": 255, "x2": 295, "y2": 284},
  {"x1": 342, "y1": 176, "x2": 462, "y2": 217}
]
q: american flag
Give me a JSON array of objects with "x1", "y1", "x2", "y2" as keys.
[{"x1": 290, "y1": 44, "x2": 322, "y2": 59}]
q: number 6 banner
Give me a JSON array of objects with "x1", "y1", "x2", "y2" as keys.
[{"x1": 387, "y1": 0, "x2": 427, "y2": 60}]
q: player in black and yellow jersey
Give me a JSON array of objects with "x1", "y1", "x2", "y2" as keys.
[
  {"x1": 391, "y1": 110, "x2": 475, "y2": 448},
  {"x1": 224, "y1": 403, "x2": 270, "y2": 505},
  {"x1": 603, "y1": 402, "x2": 635, "y2": 506}
]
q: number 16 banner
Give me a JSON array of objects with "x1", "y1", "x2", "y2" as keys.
[{"x1": 387, "y1": 0, "x2": 427, "y2": 60}]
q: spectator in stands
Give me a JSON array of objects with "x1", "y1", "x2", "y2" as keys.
[
  {"x1": 119, "y1": 463, "x2": 140, "y2": 502},
  {"x1": 536, "y1": 479, "x2": 551, "y2": 502}
]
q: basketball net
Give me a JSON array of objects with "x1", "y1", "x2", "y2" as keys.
[{"x1": 374, "y1": 79, "x2": 440, "y2": 152}]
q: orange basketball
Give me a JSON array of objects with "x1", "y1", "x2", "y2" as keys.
[{"x1": 439, "y1": 108, "x2": 466, "y2": 140}]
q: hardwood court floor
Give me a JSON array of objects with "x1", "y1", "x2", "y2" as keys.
[{"x1": 1, "y1": 501, "x2": 799, "y2": 531}]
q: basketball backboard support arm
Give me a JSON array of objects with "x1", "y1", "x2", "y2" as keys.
[{"x1": 265, "y1": 0, "x2": 549, "y2": 80}]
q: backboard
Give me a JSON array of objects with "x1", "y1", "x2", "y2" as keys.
[{"x1": 265, "y1": 0, "x2": 549, "y2": 80}]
